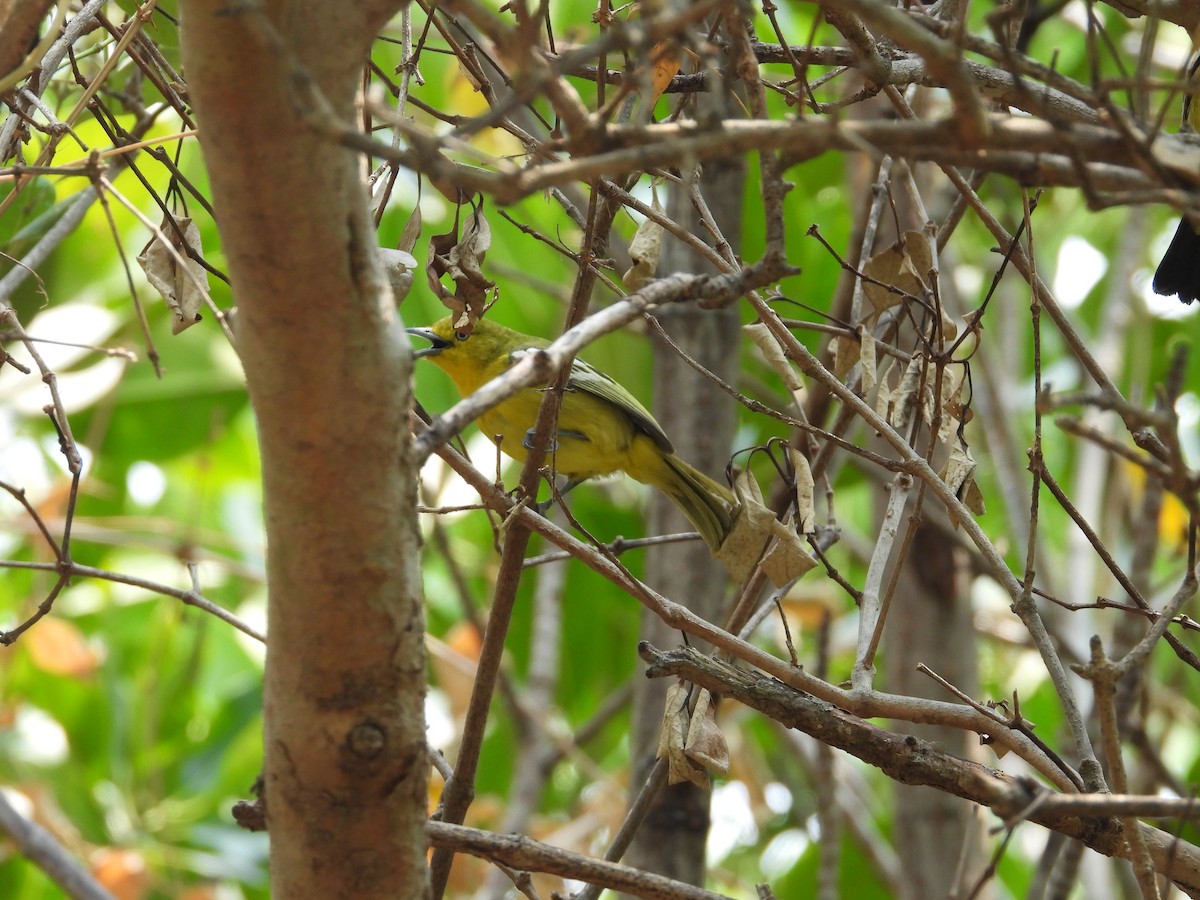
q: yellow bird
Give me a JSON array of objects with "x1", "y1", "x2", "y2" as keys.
[
  {"x1": 408, "y1": 316, "x2": 734, "y2": 550},
  {"x1": 1154, "y1": 53, "x2": 1200, "y2": 303}
]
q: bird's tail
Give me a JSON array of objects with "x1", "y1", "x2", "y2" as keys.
[
  {"x1": 635, "y1": 444, "x2": 734, "y2": 551},
  {"x1": 1153, "y1": 217, "x2": 1200, "y2": 303}
]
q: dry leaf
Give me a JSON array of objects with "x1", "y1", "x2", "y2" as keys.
[
  {"x1": 889, "y1": 353, "x2": 967, "y2": 441},
  {"x1": 858, "y1": 326, "x2": 876, "y2": 397},
  {"x1": 658, "y1": 682, "x2": 709, "y2": 787},
  {"x1": 657, "y1": 681, "x2": 688, "y2": 761},
  {"x1": 874, "y1": 359, "x2": 895, "y2": 422},
  {"x1": 862, "y1": 229, "x2": 935, "y2": 319},
  {"x1": 939, "y1": 308, "x2": 958, "y2": 342},
  {"x1": 932, "y1": 364, "x2": 967, "y2": 444},
  {"x1": 426, "y1": 209, "x2": 494, "y2": 328},
  {"x1": 623, "y1": 196, "x2": 664, "y2": 290},
  {"x1": 744, "y1": 322, "x2": 804, "y2": 392},
  {"x1": 398, "y1": 205, "x2": 422, "y2": 255},
  {"x1": 456, "y1": 57, "x2": 482, "y2": 91},
  {"x1": 889, "y1": 355, "x2": 924, "y2": 433},
  {"x1": 136, "y1": 215, "x2": 208, "y2": 334},
  {"x1": 716, "y1": 472, "x2": 776, "y2": 582},
  {"x1": 717, "y1": 470, "x2": 817, "y2": 586},
  {"x1": 831, "y1": 333, "x2": 859, "y2": 379},
  {"x1": 960, "y1": 475, "x2": 986, "y2": 516},
  {"x1": 941, "y1": 441, "x2": 986, "y2": 518},
  {"x1": 646, "y1": 42, "x2": 682, "y2": 109},
  {"x1": 684, "y1": 689, "x2": 729, "y2": 777},
  {"x1": 789, "y1": 447, "x2": 816, "y2": 534},
  {"x1": 760, "y1": 518, "x2": 818, "y2": 587},
  {"x1": 861, "y1": 246, "x2": 907, "y2": 316},
  {"x1": 940, "y1": 441, "x2": 974, "y2": 496},
  {"x1": 25, "y1": 617, "x2": 99, "y2": 678}
]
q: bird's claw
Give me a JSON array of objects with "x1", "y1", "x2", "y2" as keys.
[{"x1": 522, "y1": 429, "x2": 558, "y2": 452}]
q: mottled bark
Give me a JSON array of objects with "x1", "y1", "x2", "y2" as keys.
[
  {"x1": 626, "y1": 147, "x2": 744, "y2": 887},
  {"x1": 179, "y1": 3, "x2": 429, "y2": 897},
  {"x1": 886, "y1": 522, "x2": 987, "y2": 900}
]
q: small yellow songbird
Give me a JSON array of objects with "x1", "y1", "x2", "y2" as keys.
[
  {"x1": 408, "y1": 316, "x2": 734, "y2": 550},
  {"x1": 1154, "y1": 53, "x2": 1200, "y2": 303}
]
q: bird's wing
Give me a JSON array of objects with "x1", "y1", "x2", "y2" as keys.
[
  {"x1": 507, "y1": 345, "x2": 674, "y2": 453},
  {"x1": 567, "y1": 357, "x2": 674, "y2": 454}
]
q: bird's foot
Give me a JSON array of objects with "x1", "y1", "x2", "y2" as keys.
[{"x1": 522, "y1": 429, "x2": 558, "y2": 452}]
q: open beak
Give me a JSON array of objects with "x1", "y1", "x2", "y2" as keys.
[{"x1": 406, "y1": 327, "x2": 450, "y2": 359}]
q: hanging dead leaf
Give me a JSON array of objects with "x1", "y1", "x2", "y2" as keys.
[
  {"x1": 657, "y1": 681, "x2": 687, "y2": 760},
  {"x1": 684, "y1": 689, "x2": 729, "y2": 777},
  {"x1": 717, "y1": 470, "x2": 818, "y2": 586},
  {"x1": 858, "y1": 325, "x2": 876, "y2": 397},
  {"x1": 789, "y1": 446, "x2": 816, "y2": 534},
  {"x1": 716, "y1": 471, "x2": 776, "y2": 582},
  {"x1": 646, "y1": 42, "x2": 682, "y2": 109},
  {"x1": 939, "y1": 308, "x2": 958, "y2": 343},
  {"x1": 940, "y1": 440, "x2": 974, "y2": 496},
  {"x1": 936, "y1": 366, "x2": 968, "y2": 442},
  {"x1": 941, "y1": 440, "x2": 986, "y2": 517},
  {"x1": 623, "y1": 193, "x2": 664, "y2": 290},
  {"x1": 861, "y1": 247, "x2": 907, "y2": 316},
  {"x1": 960, "y1": 475, "x2": 986, "y2": 516},
  {"x1": 874, "y1": 371, "x2": 894, "y2": 422},
  {"x1": 861, "y1": 229, "x2": 935, "y2": 319},
  {"x1": 890, "y1": 352, "x2": 968, "y2": 441},
  {"x1": 874, "y1": 358, "x2": 896, "y2": 422},
  {"x1": 658, "y1": 681, "x2": 710, "y2": 788},
  {"x1": 136, "y1": 215, "x2": 208, "y2": 334},
  {"x1": 889, "y1": 355, "x2": 925, "y2": 433},
  {"x1": 830, "y1": 333, "x2": 860, "y2": 379},
  {"x1": 426, "y1": 208, "x2": 494, "y2": 330},
  {"x1": 760, "y1": 518, "x2": 818, "y2": 587},
  {"x1": 455, "y1": 56, "x2": 483, "y2": 91},
  {"x1": 399, "y1": 205, "x2": 422, "y2": 254},
  {"x1": 744, "y1": 322, "x2": 805, "y2": 393}
]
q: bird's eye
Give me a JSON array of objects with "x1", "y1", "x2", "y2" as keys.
[{"x1": 455, "y1": 330, "x2": 470, "y2": 341}]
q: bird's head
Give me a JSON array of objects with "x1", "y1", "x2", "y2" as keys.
[{"x1": 407, "y1": 316, "x2": 526, "y2": 391}]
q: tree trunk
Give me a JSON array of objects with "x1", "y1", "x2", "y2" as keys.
[
  {"x1": 626, "y1": 149, "x2": 743, "y2": 886},
  {"x1": 886, "y1": 523, "x2": 987, "y2": 899},
  {"x1": 180, "y1": 3, "x2": 430, "y2": 897}
]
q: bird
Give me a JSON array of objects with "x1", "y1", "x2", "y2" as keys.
[
  {"x1": 1153, "y1": 54, "x2": 1200, "y2": 304},
  {"x1": 408, "y1": 316, "x2": 734, "y2": 550}
]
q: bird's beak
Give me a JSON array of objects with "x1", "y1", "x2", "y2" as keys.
[{"x1": 406, "y1": 327, "x2": 450, "y2": 359}]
